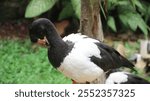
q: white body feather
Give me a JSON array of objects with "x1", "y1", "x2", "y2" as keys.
[
  {"x1": 58, "y1": 33, "x2": 105, "y2": 83},
  {"x1": 105, "y1": 72, "x2": 128, "y2": 84}
]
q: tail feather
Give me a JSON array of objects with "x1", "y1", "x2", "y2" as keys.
[{"x1": 120, "y1": 55, "x2": 136, "y2": 72}]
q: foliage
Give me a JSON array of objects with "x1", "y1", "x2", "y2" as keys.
[
  {"x1": 101, "y1": 0, "x2": 150, "y2": 37},
  {"x1": 71, "y1": 0, "x2": 81, "y2": 19},
  {"x1": 25, "y1": 0, "x2": 58, "y2": 18},
  {"x1": 0, "y1": 39, "x2": 71, "y2": 84},
  {"x1": 58, "y1": 1, "x2": 74, "y2": 20},
  {"x1": 107, "y1": 16, "x2": 116, "y2": 32},
  {"x1": 25, "y1": 0, "x2": 81, "y2": 20},
  {"x1": 25, "y1": 0, "x2": 150, "y2": 37}
]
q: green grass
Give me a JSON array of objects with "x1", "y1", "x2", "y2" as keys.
[{"x1": 0, "y1": 39, "x2": 71, "y2": 84}]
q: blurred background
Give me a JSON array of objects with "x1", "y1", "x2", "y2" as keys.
[{"x1": 0, "y1": 0, "x2": 150, "y2": 83}]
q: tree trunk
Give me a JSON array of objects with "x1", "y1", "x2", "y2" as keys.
[
  {"x1": 79, "y1": 0, "x2": 105, "y2": 84},
  {"x1": 79, "y1": 0, "x2": 104, "y2": 41}
]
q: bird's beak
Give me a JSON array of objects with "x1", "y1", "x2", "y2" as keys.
[
  {"x1": 37, "y1": 39, "x2": 46, "y2": 46},
  {"x1": 37, "y1": 37, "x2": 49, "y2": 47}
]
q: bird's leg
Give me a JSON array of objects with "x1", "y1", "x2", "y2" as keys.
[
  {"x1": 72, "y1": 80, "x2": 78, "y2": 84},
  {"x1": 72, "y1": 80, "x2": 90, "y2": 84}
]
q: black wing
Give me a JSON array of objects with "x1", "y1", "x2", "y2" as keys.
[{"x1": 90, "y1": 42, "x2": 135, "y2": 72}]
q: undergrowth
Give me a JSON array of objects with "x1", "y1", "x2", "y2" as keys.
[{"x1": 0, "y1": 39, "x2": 71, "y2": 84}]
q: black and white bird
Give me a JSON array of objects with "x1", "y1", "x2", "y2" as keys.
[
  {"x1": 105, "y1": 69, "x2": 150, "y2": 84},
  {"x1": 29, "y1": 18, "x2": 135, "y2": 84}
]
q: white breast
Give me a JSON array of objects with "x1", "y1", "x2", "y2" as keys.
[{"x1": 58, "y1": 35, "x2": 104, "y2": 83}]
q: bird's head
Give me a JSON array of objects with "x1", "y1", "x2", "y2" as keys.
[{"x1": 29, "y1": 18, "x2": 52, "y2": 47}]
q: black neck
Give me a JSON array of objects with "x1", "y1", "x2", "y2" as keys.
[
  {"x1": 45, "y1": 25, "x2": 66, "y2": 48},
  {"x1": 46, "y1": 26, "x2": 71, "y2": 67}
]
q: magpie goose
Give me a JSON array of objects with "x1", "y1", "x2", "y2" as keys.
[
  {"x1": 106, "y1": 69, "x2": 150, "y2": 84},
  {"x1": 29, "y1": 18, "x2": 135, "y2": 84}
]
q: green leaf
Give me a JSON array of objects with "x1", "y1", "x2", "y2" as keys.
[
  {"x1": 58, "y1": 2, "x2": 74, "y2": 20},
  {"x1": 130, "y1": 0, "x2": 144, "y2": 10},
  {"x1": 131, "y1": 13, "x2": 148, "y2": 36},
  {"x1": 134, "y1": 0, "x2": 144, "y2": 10},
  {"x1": 119, "y1": 12, "x2": 148, "y2": 37},
  {"x1": 118, "y1": 1, "x2": 129, "y2": 6},
  {"x1": 25, "y1": 0, "x2": 58, "y2": 18},
  {"x1": 119, "y1": 14, "x2": 128, "y2": 27},
  {"x1": 107, "y1": 16, "x2": 117, "y2": 32},
  {"x1": 137, "y1": 17, "x2": 148, "y2": 37},
  {"x1": 71, "y1": 0, "x2": 81, "y2": 19},
  {"x1": 128, "y1": 21, "x2": 137, "y2": 31},
  {"x1": 127, "y1": 13, "x2": 138, "y2": 31},
  {"x1": 145, "y1": 6, "x2": 150, "y2": 22},
  {"x1": 100, "y1": 3, "x2": 107, "y2": 19}
]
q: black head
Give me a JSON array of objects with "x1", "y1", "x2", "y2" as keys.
[{"x1": 29, "y1": 18, "x2": 55, "y2": 46}]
